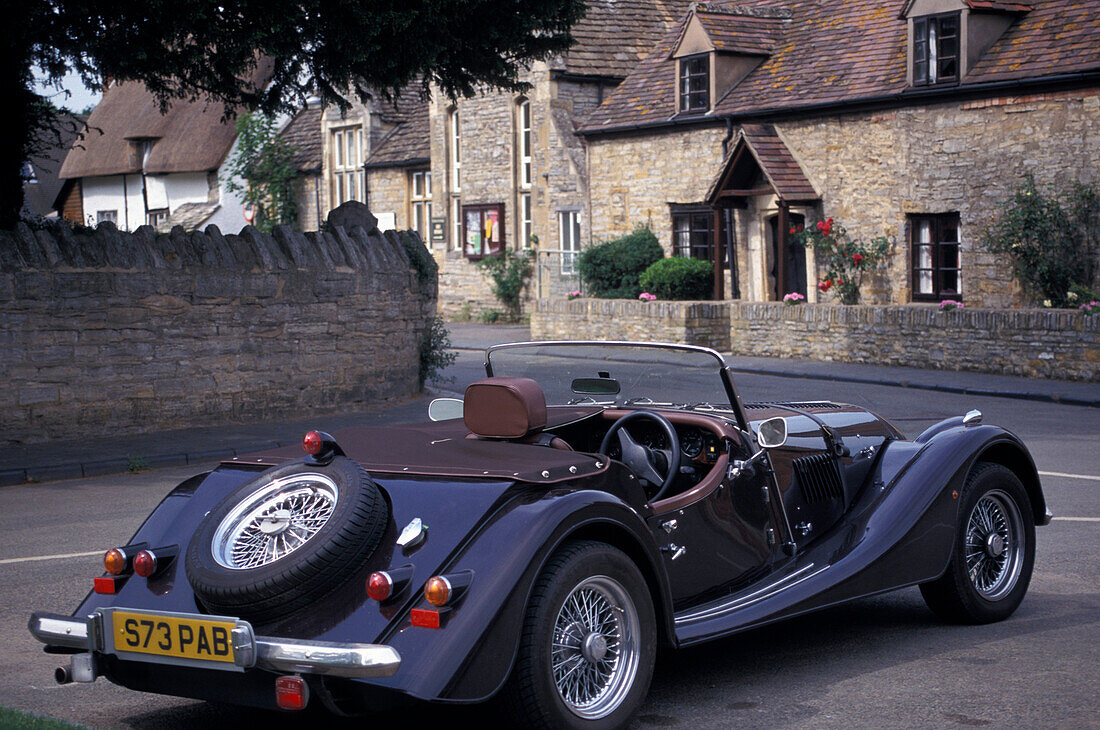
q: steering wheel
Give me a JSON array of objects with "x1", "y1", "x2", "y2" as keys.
[{"x1": 598, "y1": 411, "x2": 681, "y2": 501}]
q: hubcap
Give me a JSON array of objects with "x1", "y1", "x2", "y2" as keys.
[
  {"x1": 965, "y1": 490, "x2": 1024, "y2": 600},
  {"x1": 212, "y1": 473, "x2": 338, "y2": 570},
  {"x1": 551, "y1": 576, "x2": 640, "y2": 720}
]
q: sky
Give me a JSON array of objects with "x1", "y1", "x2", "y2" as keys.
[{"x1": 34, "y1": 69, "x2": 101, "y2": 113}]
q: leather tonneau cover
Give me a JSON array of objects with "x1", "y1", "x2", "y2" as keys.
[{"x1": 223, "y1": 407, "x2": 609, "y2": 484}]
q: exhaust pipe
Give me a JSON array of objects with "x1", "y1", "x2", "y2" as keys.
[
  {"x1": 55, "y1": 653, "x2": 97, "y2": 684},
  {"x1": 54, "y1": 665, "x2": 73, "y2": 685}
]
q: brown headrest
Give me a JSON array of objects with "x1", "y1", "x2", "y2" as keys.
[{"x1": 464, "y1": 377, "x2": 548, "y2": 439}]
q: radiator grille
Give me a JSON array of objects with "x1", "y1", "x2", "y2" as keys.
[{"x1": 793, "y1": 453, "x2": 845, "y2": 503}]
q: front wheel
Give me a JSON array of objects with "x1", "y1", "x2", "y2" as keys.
[
  {"x1": 501, "y1": 541, "x2": 656, "y2": 729},
  {"x1": 920, "y1": 462, "x2": 1035, "y2": 624}
]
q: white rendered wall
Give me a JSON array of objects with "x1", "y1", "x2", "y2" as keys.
[{"x1": 81, "y1": 175, "x2": 145, "y2": 231}]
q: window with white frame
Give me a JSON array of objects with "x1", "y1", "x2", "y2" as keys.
[
  {"x1": 451, "y1": 196, "x2": 462, "y2": 251},
  {"x1": 559, "y1": 210, "x2": 581, "y2": 274},
  {"x1": 517, "y1": 99, "x2": 532, "y2": 189},
  {"x1": 410, "y1": 169, "x2": 432, "y2": 246},
  {"x1": 330, "y1": 126, "x2": 363, "y2": 208},
  {"x1": 96, "y1": 210, "x2": 118, "y2": 224},
  {"x1": 449, "y1": 109, "x2": 461, "y2": 192},
  {"x1": 520, "y1": 192, "x2": 533, "y2": 249}
]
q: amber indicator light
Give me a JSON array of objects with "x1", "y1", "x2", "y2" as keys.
[
  {"x1": 424, "y1": 576, "x2": 451, "y2": 607},
  {"x1": 103, "y1": 548, "x2": 127, "y2": 575}
]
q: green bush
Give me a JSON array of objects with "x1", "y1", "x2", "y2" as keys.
[
  {"x1": 639, "y1": 257, "x2": 714, "y2": 300},
  {"x1": 577, "y1": 226, "x2": 663, "y2": 298}
]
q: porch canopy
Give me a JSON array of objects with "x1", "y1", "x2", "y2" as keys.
[{"x1": 705, "y1": 124, "x2": 819, "y2": 299}]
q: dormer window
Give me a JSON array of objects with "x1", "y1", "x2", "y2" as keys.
[
  {"x1": 913, "y1": 13, "x2": 960, "y2": 85},
  {"x1": 679, "y1": 54, "x2": 710, "y2": 113}
]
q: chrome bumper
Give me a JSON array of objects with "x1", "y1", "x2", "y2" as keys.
[
  {"x1": 1040, "y1": 507, "x2": 1054, "y2": 526},
  {"x1": 29, "y1": 611, "x2": 401, "y2": 680}
]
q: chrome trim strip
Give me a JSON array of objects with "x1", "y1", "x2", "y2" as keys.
[
  {"x1": 28, "y1": 612, "x2": 90, "y2": 650},
  {"x1": 674, "y1": 564, "x2": 826, "y2": 625},
  {"x1": 255, "y1": 637, "x2": 401, "y2": 678}
]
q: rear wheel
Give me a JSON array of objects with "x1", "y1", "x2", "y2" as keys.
[
  {"x1": 502, "y1": 541, "x2": 656, "y2": 730},
  {"x1": 920, "y1": 462, "x2": 1035, "y2": 624}
]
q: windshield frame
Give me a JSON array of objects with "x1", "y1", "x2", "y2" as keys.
[{"x1": 484, "y1": 340, "x2": 747, "y2": 430}]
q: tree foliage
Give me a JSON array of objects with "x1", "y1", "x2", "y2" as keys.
[
  {"x1": 577, "y1": 226, "x2": 664, "y2": 299},
  {"x1": 4, "y1": 0, "x2": 587, "y2": 227},
  {"x1": 980, "y1": 175, "x2": 1100, "y2": 308},
  {"x1": 225, "y1": 113, "x2": 299, "y2": 232}
]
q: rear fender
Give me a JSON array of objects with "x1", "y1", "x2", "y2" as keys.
[{"x1": 371, "y1": 485, "x2": 666, "y2": 703}]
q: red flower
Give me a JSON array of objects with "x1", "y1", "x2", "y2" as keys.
[
  {"x1": 818, "y1": 279, "x2": 832, "y2": 292},
  {"x1": 852, "y1": 253, "x2": 864, "y2": 264},
  {"x1": 790, "y1": 227, "x2": 797, "y2": 235},
  {"x1": 816, "y1": 217, "x2": 834, "y2": 236}
]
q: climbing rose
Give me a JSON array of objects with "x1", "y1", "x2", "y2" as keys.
[
  {"x1": 852, "y1": 253, "x2": 864, "y2": 264},
  {"x1": 818, "y1": 279, "x2": 832, "y2": 292}
]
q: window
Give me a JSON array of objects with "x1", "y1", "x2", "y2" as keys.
[
  {"x1": 463, "y1": 204, "x2": 505, "y2": 260},
  {"x1": 449, "y1": 109, "x2": 461, "y2": 192},
  {"x1": 410, "y1": 170, "x2": 432, "y2": 246},
  {"x1": 147, "y1": 208, "x2": 169, "y2": 228},
  {"x1": 913, "y1": 13, "x2": 960, "y2": 86},
  {"x1": 559, "y1": 210, "x2": 581, "y2": 274},
  {"x1": 671, "y1": 208, "x2": 716, "y2": 262},
  {"x1": 911, "y1": 213, "x2": 961, "y2": 301},
  {"x1": 451, "y1": 196, "x2": 462, "y2": 251},
  {"x1": 517, "y1": 99, "x2": 532, "y2": 189},
  {"x1": 519, "y1": 192, "x2": 533, "y2": 249},
  {"x1": 330, "y1": 126, "x2": 363, "y2": 208},
  {"x1": 679, "y1": 55, "x2": 709, "y2": 113},
  {"x1": 96, "y1": 210, "x2": 118, "y2": 224}
]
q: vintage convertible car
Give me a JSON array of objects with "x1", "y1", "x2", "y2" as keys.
[{"x1": 30, "y1": 341, "x2": 1051, "y2": 728}]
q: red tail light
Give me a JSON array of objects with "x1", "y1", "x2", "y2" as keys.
[
  {"x1": 367, "y1": 572, "x2": 393, "y2": 601},
  {"x1": 303, "y1": 431, "x2": 322, "y2": 455},
  {"x1": 133, "y1": 550, "x2": 156, "y2": 578},
  {"x1": 274, "y1": 675, "x2": 309, "y2": 710}
]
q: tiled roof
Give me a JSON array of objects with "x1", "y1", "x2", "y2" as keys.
[
  {"x1": 694, "y1": 10, "x2": 786, "y2": 56},
  {"x1": 364, "y1": 85, "x2": 430, "y2": 168},
  {"x1": 582, "y1": 0, "x2": 1100, "y2": 133},
  {"x1": 706, "y1": 123, "x2": 818, "y2": 202},
  {"x1": 279, "y1": 107, "x2": 322, "y2": 173},
  {"x1": 564, "y1": 0, "x2": 693, "y2": 78}
]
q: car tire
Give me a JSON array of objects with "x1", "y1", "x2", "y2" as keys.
[
  {"x1": 185, "y1": 457, "x2": 387, "y2": 625},
  {"x1": 501, "y1": 540, "x2": 656, "y2": 730},
  {"x1": 920, "y1": 462, "x2": 1035, "y2": 624}
]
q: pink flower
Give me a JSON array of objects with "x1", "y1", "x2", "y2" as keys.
[{"x1": 639, "y1": 292, "x2": 657, "y2": 301}]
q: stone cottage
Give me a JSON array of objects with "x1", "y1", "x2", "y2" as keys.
[
  {"x1": 357, "y1": 0, "x2": 692, "y2": 317},
  {"x1": 579, "y1": 0, "x2": 1100, "y2": 307}
]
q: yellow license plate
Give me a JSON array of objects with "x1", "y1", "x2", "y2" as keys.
[{"x1": 111, "y1": 611, "x2": 236, "y2": 664}]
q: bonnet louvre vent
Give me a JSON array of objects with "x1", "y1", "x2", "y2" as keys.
[{"x1": 793, "y1": 453, "x2": 844, "y2": 503}]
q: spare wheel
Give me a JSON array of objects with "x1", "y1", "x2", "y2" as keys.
[{"x1": 185, "y1": 456, "x2": 387, "y2": 624}]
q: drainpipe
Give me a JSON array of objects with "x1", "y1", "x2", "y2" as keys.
[{"x1": 721, "y1": 117, "x2": 735, "y2": 156}]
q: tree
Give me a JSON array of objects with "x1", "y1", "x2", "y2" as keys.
[
  {"x1": 225, "y1": 113, "x2": 300, "y2": 233},
  {"x1": 4, "y1": 0, "x2": 587, "y2": 228}
]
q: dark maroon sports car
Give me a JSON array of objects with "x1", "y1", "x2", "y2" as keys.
[{"x1": 30, "y1": 341, "x2": 1050, "y2": 728}]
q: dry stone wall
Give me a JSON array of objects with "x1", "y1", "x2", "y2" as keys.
[{"x1": 0, "y1": 210, "x2": 436, "y2": 444}]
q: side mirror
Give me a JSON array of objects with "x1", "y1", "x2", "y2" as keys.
[
  {"x1": 428, "y1": 398, "x2": 464, "y2": 422},
  {"x1": 757, "y1": 417, "x2": 788, "y2": 449}
]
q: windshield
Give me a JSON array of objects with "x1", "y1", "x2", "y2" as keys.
[{"x1": 486, "y1": 342, "x2": 732, "y2": 410}]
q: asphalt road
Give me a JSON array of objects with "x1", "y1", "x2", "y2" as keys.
[{"x1": 2, "y1": 350, "x2": 1097, "y2": 729}]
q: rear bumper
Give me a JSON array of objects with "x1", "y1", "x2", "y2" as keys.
[{"x1": 29, "y1": 611, "x2": 401, "y2": 680}]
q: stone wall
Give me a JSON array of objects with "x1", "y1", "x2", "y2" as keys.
[
  {"x1": 585, "y1": 89, "x2": 1100, "y2": 307},
  {"x1": 0, "y1": 210, "x2": 436, "y2": 444},
  {"x1": 532, "y1": 298, "x2": 732, "y2": 351},
  {"x1": 532, "y1": 299, "x2": 1098, "y2": 382}
]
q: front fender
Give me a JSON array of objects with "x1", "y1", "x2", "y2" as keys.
[{"x1": 368, "y1": 483, "x2": 666, "y2": 703}]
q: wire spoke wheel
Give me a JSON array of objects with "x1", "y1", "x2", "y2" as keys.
[
  {"x1": 550, "y1": 575, "x2": 640, "y2": 720},
  {"x1": 211, "y1": 473, "x2": 338, "y2": 570},
  {"x1": 964, "y1": 489, "x2": 1024, "y2": 600}
]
